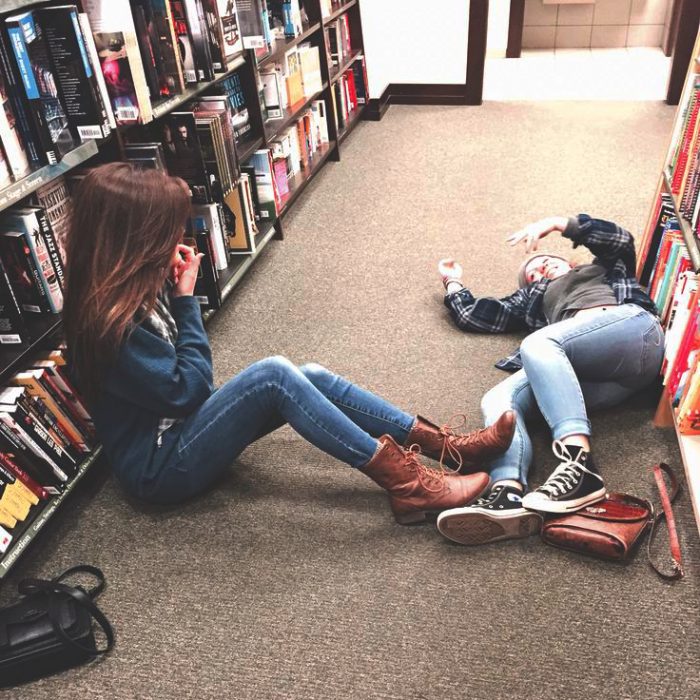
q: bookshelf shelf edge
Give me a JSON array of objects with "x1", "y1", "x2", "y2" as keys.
[
  {"x1": 322, "y1": 0, "x2": 358, "y2": 26},
  {"x1": 0, "y1": 446, "x2": 104, "y2": 579}
]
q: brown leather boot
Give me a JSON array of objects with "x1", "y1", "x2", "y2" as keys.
[
  {"x1": 405, "y1": 411, "x2": 516, "y2": 472},
  {"x1": 359, "y1": 435, "x2": 490, "y2": 525}
]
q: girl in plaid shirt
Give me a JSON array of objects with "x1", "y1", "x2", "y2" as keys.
[{"x1": 435, "y1": 215, "x2": 664, "y2": 547}]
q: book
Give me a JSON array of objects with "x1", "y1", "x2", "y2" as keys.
[
  {"x1": 0, "y1": 231, "x2": 48, "y2": 313},
  {"x1": 249, "y1": 148, "x2": 279, "y2": 220},
  {"x1": 0, "y1": 208, "x2": 63, "y2": 313},
  {"x1": 184, "y1": 219, "x2": 221, "y2": 310},
  {"x1": 192, "y1": 203, "x2": 229, "y2": 270},
  {"x1": 83, "y1": 0, "x2": 154, "y2": 124},
  {"x1": 215, "y1": 0, "x2": 243, "y2": 62},
  {"x1": 168, "y1": 0, "x2": 198, "y2": 84},
  {"x1": 0, "y1": 450, "x2": 48, "y2": 501},
  {"x1": 183, "y1": 0, "x2": 215, "y2": 81},
  {"x1": 0, "y1": 29, "x2": 43, "y2": 167},
  {"x1": 237, "y1": 0, "x2": 266, "y2": 50},
  {"x1": 0, "y1": 456, "x2": 38, "y2": 506},
  {"x1": 31, "y1": 176, "x2": 71, "y2": 266},
  {"x1": 36, "y1": 6, "x2": 111, "y2": 142},
  {"x1": 0, "y1": 67, "x2": 30, "y2": 180},
  {"x1": 222, "y1": 181, "x2": 256, "y2": 254},
  {"x1": 200, "y1": 0, "x2": 225, "y2": 71},
  {"x1": 4, "y1": 11, "x2": 77, "y2": 164},
  {"x1": 0, "y1": 524, "x2": 11, "y2": 553},
  {"x1": 259, "y1": 69, "x2": 283, "y2": 119},
  {"x1": 0, "y1": 256, "x2": 27, "y2": 345},
  {"x1": 77, "y1": 13, "x2": 116, "y2": 131},
  {"x1": 0, "y1": 148, "x2": 11, "y2": 190}
]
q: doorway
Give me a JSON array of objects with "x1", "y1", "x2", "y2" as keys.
[{"x1": 483, "y1": 0, "x2": 674, "y2": 101}]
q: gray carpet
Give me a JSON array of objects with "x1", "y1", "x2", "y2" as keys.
[{"x1": 3, "y1": 102, "x2": 699, "y2": 700}]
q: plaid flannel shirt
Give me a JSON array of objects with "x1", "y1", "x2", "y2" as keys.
[{"x1": 444, "y1": 214, "x2": 658, "y2": 372}]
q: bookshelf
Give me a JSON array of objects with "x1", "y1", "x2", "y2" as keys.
[
  {"x1": 641, "y1": 27, "x2": 700, "y2": 535},
  {"x1": 0, "y1": 0, "x2": 370, "y2": 577}
]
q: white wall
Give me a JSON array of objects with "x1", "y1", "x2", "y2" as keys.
[
  {"x1": 360, "y1": 1, "x2": 471, "y2": 98},
  {"x1": 487, "y1": 0, "x2": 511, "y2": 58}
]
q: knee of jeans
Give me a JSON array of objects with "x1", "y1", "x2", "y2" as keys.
[
  {"x1": 253, "y1": 355, "x2": 298, "y2": 383},
  {"x1": 299, "y1": 362, "x2": 331, "y2": 386},
  {"x1": 519, "y1": 331, "x2": 552, "y2": 363},
  {"x1": 481, "y1": 385, "x2": 507, "y2": 420}
]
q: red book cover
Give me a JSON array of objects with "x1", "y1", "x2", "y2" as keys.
[
  {"x1": 272, "y1": 158, "x2": 289, "y2": 196},
  {"x1": 672, "y1": 90, "x2": 700, "y2": 194},
  {"x1": 648, "y1": 233, "x2": 674, "y2": 302},
  {"x1": 0, "y1": 451, "x2": 50, "y2": 500},
  {"x1": 669, "y1": 300, "x2": 700, "y2": 397}
]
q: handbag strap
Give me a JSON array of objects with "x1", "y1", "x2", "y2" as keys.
[
  {"x1": 647, "y1": 463, "x2": 684, "y2": 580},
  {"x1": 17, "y1": 566, "x2": 114, "y2": 656}
]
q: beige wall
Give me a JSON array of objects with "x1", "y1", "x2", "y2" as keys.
[{"x1": 523, "y1": 0, "x2": 673, "y2": 50}]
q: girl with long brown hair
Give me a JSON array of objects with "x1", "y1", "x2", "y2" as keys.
[{"x1": 64, "y1": 162, "x2": 515, "y2": 523}]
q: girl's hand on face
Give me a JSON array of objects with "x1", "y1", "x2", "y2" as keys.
[
  {"x1": 506, "y1": 216, "x2": 568, "y2": 253},
  {"x1": 171, "y1": 245, "x2": 204, "y2": 297}
]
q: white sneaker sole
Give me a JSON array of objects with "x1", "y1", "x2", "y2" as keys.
[
  {"x1": 522, "y1": 487, "x2": 607, "y2": 514},
  {"x1": 436, "y1": 508, "x2": 543, "y2": 546}
]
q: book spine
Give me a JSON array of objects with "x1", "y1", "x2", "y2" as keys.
[
  {"x1": 0, "y1": 451, "x2": 48, "y2": 500},
  {"x1": 23, "y1": 390, "x2": 82, "y2": 459},
  {"x1": 77, "y1": 13, "x2": 115, "y2": 131},
  {"x1": 0, "y1": 233, "x2": 50, "y2": 313},
  {"x1": 36, "y1": 371, "x2": 92, "y2": 447},
  {"x1": 32, "y1": 207, "x2": 65, "y2": 293},
  {"x1": 37, "y1": 7, "x2": 108, "y2": 142},
  {"x1": 5, "y1": 13, "x2": 73, "y2": 164},
  {"x1": 0, "y1": 257, "x2": 27, "y2": 345},
  {"x1": 0, "y1": 420, "x2": 62, "y2": 491},
  {"x1": 0, "y1": 71, "x2": 31, "y2": 179}
]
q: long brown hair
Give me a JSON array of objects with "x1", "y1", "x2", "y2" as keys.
[{"x1": 63, "y1": 162, "x2": 191, "y2": 401}]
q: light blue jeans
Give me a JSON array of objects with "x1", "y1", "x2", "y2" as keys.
[
  {"x1": 480, "y1": 304, "x2": 664, "y2": 485},
  {"x1": 143, "y1": 357, "x2": 416, "y2": 503}
]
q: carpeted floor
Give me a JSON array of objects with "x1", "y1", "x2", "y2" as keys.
[{"x1": 3, "y1": 102, "x2": 699, "y2": 700}]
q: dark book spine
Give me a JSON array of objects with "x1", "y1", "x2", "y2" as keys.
[
  {"x1": 5, "y1": 13, "x2": 73, "y2": 164},
  {"x1": 34, "y1": 372, "x2": 91, "y2": 446},
  {"x1": 0, "y1": 413, "x2": 67, "y2": 484},
  {"x1": 193, "y1": 227, "x2": 221, "y2": 309},
  {"x1": 31, "y1": 207, "x2": 65, "y2": 293},
  {"x1": 201, "y1": 0, "x2": 225, "y2": 71},
  {"x1": 0, "y1": 233, "x2": 50, "y2": 313},
  {"x1": 0, "y1": 424, "x2": 60, "y2": 492},
  {"x1": 0, "y1": 30, "x2": 42, "y2": 166},
  {"x1": 130, "y1": 3, "x2": 163, "y2": 101},
  {"x1": 0, "y1": 451, "x2": 49, "y2": 500},
  {"x1": 0, "y1": 256, "x2": 27, "y2": 345},
  {"x1": 23, "y1": 391, "x2": 81, "y2": 461},
  {"x1": 6, "y1": 401, "x2": 76, "y2": 477},
  {"x1": 169, "y1": 0, "x2": 198, "y2": 83},
  {"x1": 36, "y1": 7, "x2": 109, "y2": 141},
  {"x1": 183, "y1": 0, "x2": 214, "y2": 81}
]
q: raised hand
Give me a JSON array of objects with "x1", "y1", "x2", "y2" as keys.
[
  {"x1": 506, "y1": 216, "x2": 568, "y2": 253},
  {"x1": 172, "y1": 244, "x2": 204, "y2": 297}
]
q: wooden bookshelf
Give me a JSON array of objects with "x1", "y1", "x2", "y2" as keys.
[
  {"x1": 279, "y1": 142, "x2": 336, "y2": 214},
  {"x1": 0, "y1": 447, "x2": 103, "y2": 580},
  {"x1": 150, "y1": 54, "x2": 247, "y2": 120},
  {"x1": 672, "y1": 408, "x2": 700, "y2": 536},
  {"x1": 258, "y1": 22, "x2": 322, "y2": 69},
  {"x1": 660, "y1": 174, "x2": 700, "y2": 273},
  {"x1": 263, "y1": 84, "x2": 330, "y2": 142},
  {"x1": 323, "y1": 0, "x2": 358, "y2": 25},
  {"x1": 339, "y1": 105, "x2": 366, "y2": 144},
  {"x1": 330, "y1": 49, "x2": 363, "y2": 84},
  {"x1": 0, "y1": 140, "x2": 99, "y2": 215},
  {"x1": 0, "y1": 0, "x2": 369, "y2": 578}
]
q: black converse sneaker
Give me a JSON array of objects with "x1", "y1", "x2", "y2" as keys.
[
  {"x1": 522, "y1": 441, "x2": 606, "y2": 514},
  {"x1": 436, "y1": 484, "x2": 543, "y2": 546}
]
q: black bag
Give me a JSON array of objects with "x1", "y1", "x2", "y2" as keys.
[{"x1": 0, "y1": 564, "x2": 114, "y2": 688}]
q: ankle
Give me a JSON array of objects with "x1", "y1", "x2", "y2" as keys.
[
  {"x1": 493, "y1": 479, "x2": 524, "y2": 493},
  {"x1": 558, "y1": 434, "x2": 591, "y2": 453}
]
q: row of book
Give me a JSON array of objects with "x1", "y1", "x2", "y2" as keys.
[
  {"x1": 260, "y1": 43, "x2": 323, "y2": 118},
  {"x1": 0, "y1": 346, "x2": 95, "y2": 554},
  {"x1": 642, "y1": 193, "x2": 700, "y2": 434},
  {"x1": 666, "y1": 74, "x2": 700, "y2": 236},
  {"x1": 320, "y1": 0, "x2": 350, "y2": 19},
  {"x1": 331, "y1": 58, "x2": 366, "y2": 133},
  {"x1": 325, "y1": 12, "x2": 352, "y2": 71}
]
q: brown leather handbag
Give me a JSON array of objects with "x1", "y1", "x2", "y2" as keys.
[{"x1": 541, "y1": 463, "x2": 684, "y2": 579}]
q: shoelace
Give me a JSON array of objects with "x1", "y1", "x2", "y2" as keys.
[
  {"x1": 438, "y1": 413, "x2": 490, "y2": 472},
  {"x1": 473, "y1": 484, "x2": 504, "y2": 507},
  {"x1": 537, "y1": 440, "x2": 601, "y2": 498},
  {"x1": 405, "y1": 443, "x2": 447, "y2": 493}
]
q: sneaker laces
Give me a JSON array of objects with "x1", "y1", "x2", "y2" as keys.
[
  {"x1": 537, "y1": 440, "x2": 599, "y2": 498},
  {"x1": 405, "y1": 443, "x2": 447, "y2": 493},
  {"x1": 472, "y1": 484, "x2": 504, "y2": 507}
]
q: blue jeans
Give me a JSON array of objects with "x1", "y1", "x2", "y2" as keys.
[
  {"x1": 145, "y1": 357, "x2": 415, "y2": 503},
  {"x1": 480, "y1": 304, "x2": 664, "y2": 485}
]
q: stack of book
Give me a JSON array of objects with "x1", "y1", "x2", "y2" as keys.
[
  {"x1": 0, "y1": 346, "x2": 95, "y2": 554},
  {"x1": 325, "y1": 13, "x2": 351, "y2": 70},
  {"x1": 331, "y1": 56, "x2": 366, "y2": 132},
  {"x1": 0, "y1": 4, "x2": 113, "y2": 182},
  {"x1": 260, "y1": 43, "x2": 321, "y2": 117}
]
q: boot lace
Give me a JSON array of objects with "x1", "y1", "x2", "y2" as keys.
[
  {"x1": 537, "y1": 441, "x2": 598, "y2": 498},
  {"x1": 437, "y1": 413, "x2": 490, "y2": 472},
  {"x1": 405, "y1": 444, "x2": 447, "y2": 493}
]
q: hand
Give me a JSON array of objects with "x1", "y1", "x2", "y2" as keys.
[
  {"x1": 438, "y1": 258, "x2": 464, "y2": 288},
  {"x1": 171, "y1": 245, "x2": 203, "y2": 297},
  {"x1": 506, "y1": 216, "x2": 568, "y2": 253}
]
